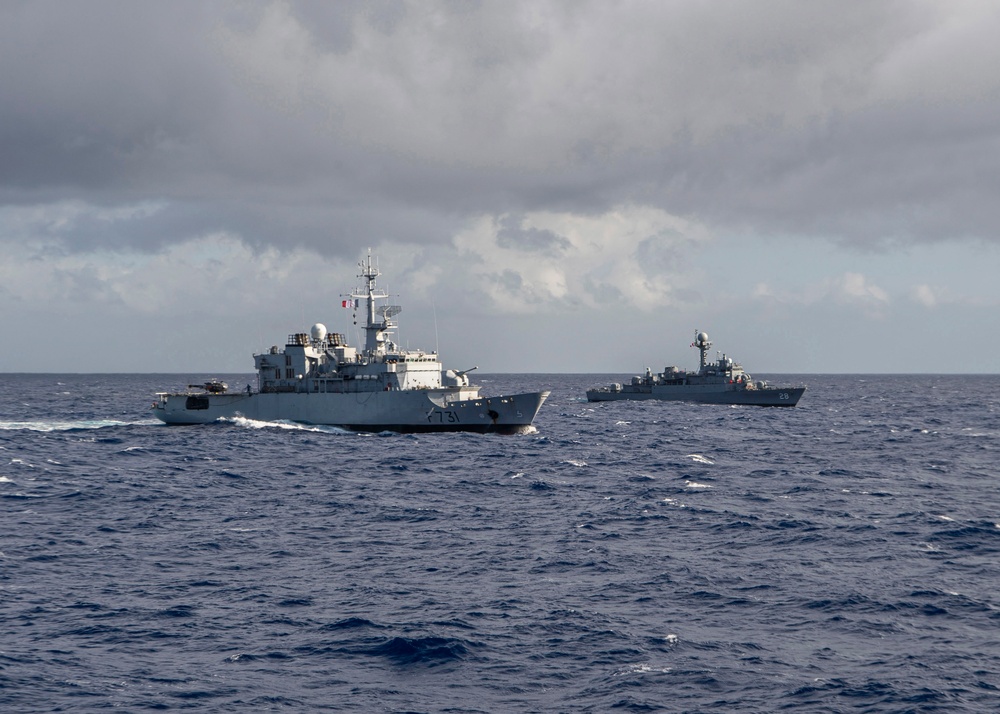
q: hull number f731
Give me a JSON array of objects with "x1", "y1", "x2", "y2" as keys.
[{"x1": 428, "y1": 410, "x2": 459, "y2": 423}]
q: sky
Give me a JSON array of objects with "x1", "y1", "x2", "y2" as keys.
[{"x1": 2, "y1": 0, "x2": 999, "y2": 374}]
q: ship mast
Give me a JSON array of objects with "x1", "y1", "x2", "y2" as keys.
[
  {"x1": 351, "y1": 252, "x2": 391, "y2": 357},
  {"x1": 693, "y1": 330, "x2": 712, "y2": 369}
]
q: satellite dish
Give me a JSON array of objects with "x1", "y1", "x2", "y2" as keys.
[{"x1": 379, "y1": 305, "x2": 402, "y2": 319}]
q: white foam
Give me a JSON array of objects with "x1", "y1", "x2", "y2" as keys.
[
  {"x1": 685, "y1": 480, "x2": 712, "y2": 489},
  {"x1": 614, "y1": 663, "x2": 672, "y2": 676},
  {"x1": 687, "y1": 454, "x2": 714, "y2": 465},
  {"x1": 0, "y1": 419, "x2": 140, "y2": 432},
  {"x1": 226, "y1": 416, "x2": 351, "y2": 434},
  {"x1": 564, "y1": 459, "x2": 588, "y2": 467}
]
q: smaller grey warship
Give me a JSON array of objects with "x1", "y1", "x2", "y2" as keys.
[
  {"x1": 152, "y1": 253, "x2": 550, "y2": 432},
  {"x1": 586, "y1": 331, "x2": 805, "y2": 406}
]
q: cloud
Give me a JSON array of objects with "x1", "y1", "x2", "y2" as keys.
[
  {"x1": 0, "y1": 230, "x2": 344, "y2": 317},
  {"x1": 835, "y1": 272, "x2": 889, "y2": 307},
  {"x1": 496, "y1": 215, "x2": 571, "y2": 255},
  {"x1": 911, "y1": 284, "x2": 938, "y2": 308},
  {"x1": 2, "y1": 0, "x2": 1000, "y2": 260},
  {"x1": 3, "y1": 1, "x2": 1000, "y2": 372},
  {"x1": 752, "y1": 272, "x2": 890, "y2": 315},
  {"x1": 450, "y1": 204, "x2": 709, "y2": 314}
]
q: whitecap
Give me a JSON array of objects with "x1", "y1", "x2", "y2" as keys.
[
  {"x1": 0, "y1": 419, "x2": 137, "y2": 432},
  {"x1": 614, "y1": 663, "x2": 672, "y2": 676},
  {"x1": 564, "y1": 459, "x2": 588, "y2": 467},
  {"x1": 687, "y1": 454, "x2": 714, "y2": 465},
  {"x1": 0, "y1": 476, "x2": 13, "y2": 483},
  {"x1": 685, "y1": 480, "x2": 711, "y2": 489}
]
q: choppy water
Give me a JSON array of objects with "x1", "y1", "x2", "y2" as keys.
[{"x1": 2, "y1": 373, "x2": 999, "y2": 712}]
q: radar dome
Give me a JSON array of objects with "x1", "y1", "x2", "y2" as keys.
[
  {"x1": 697, "y1": 332, "x2": 709, "y2": 342},
  {"x1": 311, "y1": 323, "x2": 328, "y2": 342}
]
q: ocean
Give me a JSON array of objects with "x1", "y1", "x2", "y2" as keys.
[{"x1": 2, "y1": 373, "x2": 999, "y2": 712}]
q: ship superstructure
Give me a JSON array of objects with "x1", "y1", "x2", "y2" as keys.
[{"x1": 153, "y1": 253, "x2": 549, "y2": 432}]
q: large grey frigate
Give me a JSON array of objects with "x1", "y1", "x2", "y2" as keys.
[
  {"x1": 586, "y1": 331, "x2": 805, "y2": 406},
  {"x1": 152, "y1": 254, "x2": 550, "y2": 432}
]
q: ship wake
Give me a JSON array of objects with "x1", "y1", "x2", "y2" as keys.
[{"x1": 224, "y1": 416, "x2": 353, "y2": 435}]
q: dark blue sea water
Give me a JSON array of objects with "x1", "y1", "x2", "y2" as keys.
[{"x1": 2, "y1": 373, "x2": 999, "y2": 713}]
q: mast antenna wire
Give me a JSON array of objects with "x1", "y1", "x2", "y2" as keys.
[{"x1": 433, "y1": 299, "x2": 440, "y2": 356}]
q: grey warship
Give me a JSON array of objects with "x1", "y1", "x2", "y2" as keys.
[
  {"x1": 586, "y1": 331, "x2": 805, "y2": 406},
  {"x1": 152, "y1": 254, "x2": 550, "y2": 432}
]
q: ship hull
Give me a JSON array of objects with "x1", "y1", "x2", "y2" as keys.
[
  {"x1": 152, "y1": 389, "x2": 550, "y2": 433},
  {"x1": 586, "y1": 385, "x2": 805, "y2": 406}
]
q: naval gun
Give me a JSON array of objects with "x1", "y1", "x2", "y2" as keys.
[{"x1": 442, "y1": 365, "x2": 478, "y2": 388}]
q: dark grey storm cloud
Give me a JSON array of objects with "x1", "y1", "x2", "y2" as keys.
[
  {"x1": 3, "y1": 0, "x2": 999, "y2": 258},
  {"x1": 496, "y1": 215, "x2": 570, "y2": 255}
]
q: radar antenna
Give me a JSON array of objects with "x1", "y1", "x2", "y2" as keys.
[{"x1": 692, "y1": 330, "x2": 712, "y2": 369}]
